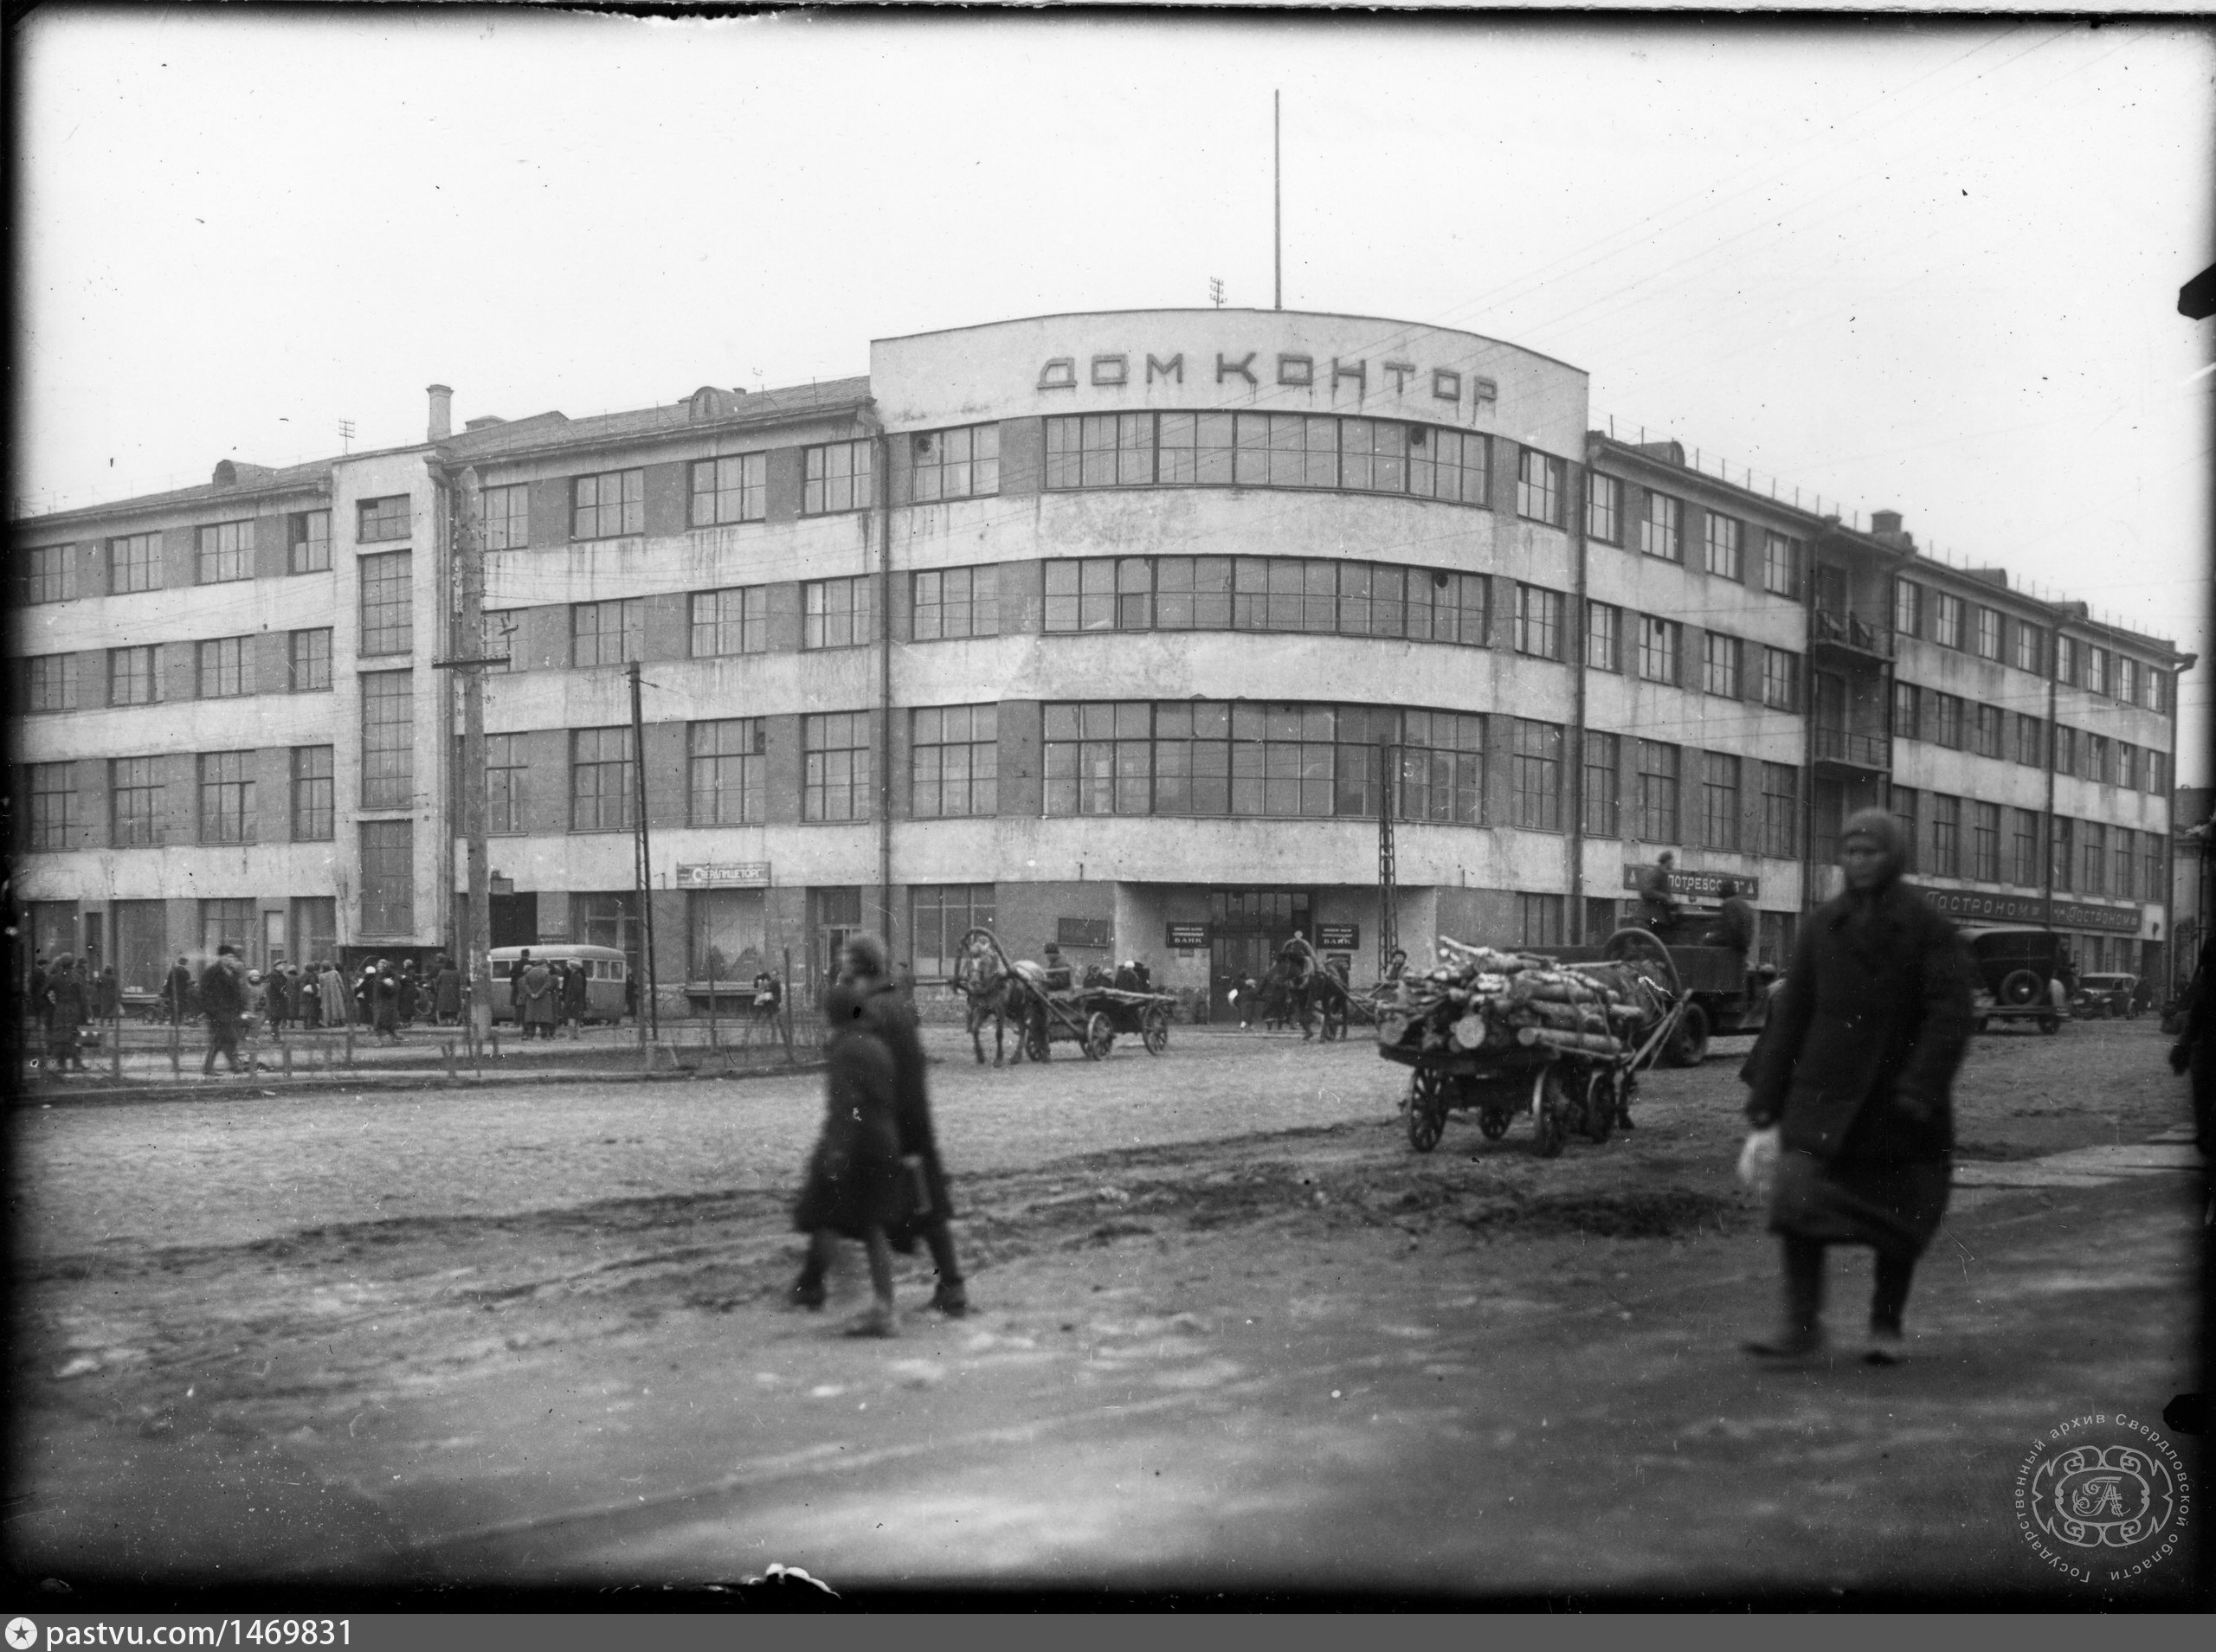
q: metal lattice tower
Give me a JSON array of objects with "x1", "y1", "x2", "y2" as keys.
[{"x1": 1377, "y1": 742, "x2": 1398, "y2": 977}]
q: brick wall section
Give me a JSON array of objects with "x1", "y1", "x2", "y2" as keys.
[
  {"x1": 253, "y1": 516, "x2": 287, "y2": 581},
  {"x1": 253, "y1": 631, "x2": 290, "y2": 695},
  {"x1": 161, "y1": 754, "x2": 198, "y2": 845},
  {"x1": 256, "y1": 747, "x2": 293, "y2": 844},
  {"x1": 527, "y1": 479, "x2": 570, "y2": 550},
  {"x1": 74, "y1": 540, "x2": 102, "y2": 598},
  {"x1": 764, "y1": 447, "x2": 802, "y2": 523},
  {"x1": 764, "y1": 581, "x2": 802, "y2": 653},
  {"x1": 72, "y1": 757, "x2": 108, "y2": 852},
  {"x1": 158, "y1": 641, "x2": 196, "y2": 704},
  {"x1": 1000, "y1": 559, "x2": 1043, "y2": 633},
  {"x1": 642, "y1": 461, "x2": 686, "y2": 540},
  {"x1": 639, "y1": 720, "x2": 686, "y2": 831},
  {"x1": 162, "y1": 527, "x2": 197, "y2": 589},
  {"x1": 522, "y1": 730, "x2": 569, "y2": 834},
  {"x1": 640, "y1": 592, "x2": 688, "y2": 664}
]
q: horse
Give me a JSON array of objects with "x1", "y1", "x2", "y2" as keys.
[
  {"x1": 1257, "y1": 955, "x2": 1317, "y2": 1037},
  {"x1": 953, "y1": 936, "x2": 1027, "y2": 1067}
]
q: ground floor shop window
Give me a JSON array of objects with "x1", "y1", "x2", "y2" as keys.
[
  {"x1": 200, "y1": 898, "x2": 255, "y2": 965},
  {"x1": 360, "y1": 820, "x2": 415, "y2": 936},
  {"x1": 688, "y1": 888, "x2": 765, "y2": 983},
  {"x1": 912, "y1": 884, "x2": 995, "y2": 980},
  {"x1": 1516, "y1": 892, "x2": 1563, "y2": 949},
  {"x1": 809, "y1": 886, "x2": 863, "y2": 992},
  {"x1": 293, "y1": 897, "x2": 337, "y2": 970},
  {"x1": 114, "y1": 900, "x2": 166, "y2": 996}
]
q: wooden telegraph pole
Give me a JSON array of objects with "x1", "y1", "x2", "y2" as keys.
[{"x1": 434, "y1": 466, "x2": 499, "y2": 1058}]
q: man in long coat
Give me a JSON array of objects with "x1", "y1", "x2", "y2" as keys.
[
  {"x1": 519, "y1": 955, "x2": 557, "y2": 1039},
  {"x1": 198, "y1": 945, "x2": 249, "y2": 1077},
  {"x1": 42, "y1": 954, "x2": 91, "y2": 1074},
  {"x1": 1743, "y1": 808, "x2": 1973, "y2": 1364},
  {"x1": 164, "y1": 955, "x2": 194, "y2": 1025}
]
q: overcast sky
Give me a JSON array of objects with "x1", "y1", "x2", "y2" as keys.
[{"x1": 16, "y1": 8, "x2": 2213, "y2": 778}]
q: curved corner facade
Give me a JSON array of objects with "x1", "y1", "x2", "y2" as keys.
[{"x1": 10, "y1": 308, "x2": 2192, "y2": 1018}]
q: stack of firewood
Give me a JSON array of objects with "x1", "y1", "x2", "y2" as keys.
[{"x1": 1376, "y1": 937, "x2": 1652, "y2": 1059}]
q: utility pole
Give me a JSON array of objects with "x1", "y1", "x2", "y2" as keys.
[
  {"x1": 434, "y1": 465, "x2": 497, "y2": 1057},
  {"x1": 628, "y1": 659, "x2": 660, "y2": 1044},
  {"x1": 1273, "y1": 90, "x2": 1283, "y2": 311},
  {"x1": 1377, "y1": 742, "x2": 1398, "y2": 978}
]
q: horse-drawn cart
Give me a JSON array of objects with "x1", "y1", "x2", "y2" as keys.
[
  {"x1": 1380, "y1": 930, "x2": 1685, "y2": 1156},
  {"x1": 957, "y1": 928, "x2": 1176, "y2": 1062},
  {"x1": 1310, "y1": 966, "x2": 1390, "y2": 1042}
]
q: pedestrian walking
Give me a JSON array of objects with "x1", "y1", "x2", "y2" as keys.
[
  {"x1": 95, "y1": 963, "x2": 122, "y2": 1023},
  {"x1": 564, "y1": 957, "x2": 589, "y2": 1032},
  {"x1": 319, "y1": 960, "x2": 350, "y2": 1027},
  {"x1": 298, "y1": 964, "x2": 322, "y2": 1030},
  {"x1": 789, "y1": 980, "x2": 906, "y2": 1337},
  {"x1": 371, "y1": 960, "x2": 403, "y2": 1043},
  {"x1": 164, "y1": 955, "x2": 194, "y2": 1025},
  {"x1": 266, "y1": 965, "x2": 293, "y2": 1035},
  {"x1": 198, "y1": 945, "x2": 249, "y2": 1077},
  {"x1": 838, "y1": 932, "x2": 968, "y2": 1317},
  {"x1": 433, "y1": 955, "x2": 462, "y2": 1025},
  {"x1": 42, "y1": 955, "x2": 91, "y2": 1074},
  {"x1": 509, "y1": 949, "x2": 531, "y2": 1029},
  {"x1": 1741, "y1": 809, "x2": 1974, "y2": 1366},
  {"x1": 397, "y1": 960, "x2": 422, "y2": 1026}
]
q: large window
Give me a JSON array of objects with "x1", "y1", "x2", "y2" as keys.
[
  {"x1": 2111, "y1": 827, "x2": 2135, "y2": 901},
  {"x1": 1587, "y1": 474, "x2": 1621, "y2": 543},
  {"x1": 291, "y1": 746, "x2": 334, "y2": 841},
  {"x1": 2013, "y1": 621, "x2": 2042, "y2": 674},
  {"x1": 1639, "y1": 492, "x2": 1682, "y2": 562},
  {"x1": 689, "y1": 453, "x2": 768, "y2": 526},
  {"x1": 688, "y1": 718, "x2": 765, "y2": 826},
  {"x1": 200, "y1": 898, "x2": 255, "y2": 962},
  {"x1": 2148, "y1": 751, "x2": 2166, "y2": 793},
  {"x1": 688, "y1": 890, "x2": 762, "y2": 984},
  {"x1": 2078, "y1": 820, "x2": 2106, "y2": 897},
  {"x1": 571, "y1": 469, "x2": 644, "y2": 539},
  {"x1": 357, "y1": 495, "x2": 410, "y2": 543},
  {"x1": 2010, "y1": 809, "x2": 2041, "y2": 886},
  {"x1": 360, "y1": 670, "x2": 414, "y2": 809},
  {"x1": 803, "y1": 576, "x2": 875, "y2": 650},
  {"x1": 1636, "y1": 615, "x2": 1680, "y2": 685},
  {"x1": 1974, "y1": 607, "x2": 2002, "y2": 660},
  {"x1": 486, "y1": 732, "x2": 528, "y2": 834},
  {"x1": 359, "y1": 821, "x2": 414, "y2": 935},
  {"x1": 110, "y1": 532, "x2": 160, "y2": 593},
  {"x1": 112, "y1": 757, "x2": 160, "y2": 848},
  {"x1": 1582, "y1": 731, "x2": 1621, "y2": 838},
  {"x1": 196, "y1": 637, "x2": 248, "y2": 699},
  {"x1": 802, "y1": 440, "x2": 874, "y2": 515},
  {"x1": 1929, "y1": 794, "x2": 1962, "y2": 877},
  {"x1": 1397, "y1": 710, "x2": 1486, "y2": 824},
  {"x1": 2115, "y1": 657, "x2": 2138, "y2": 706},
  {"x1": 1893, "y1": 787, "x2": 1921, "y2": 874},
  {"x1": 198, "y1": 750, "x2": 254, "y2": 844},
  {"x1": 1043, "y1": 411, "x2": 1489, "y2": 504},
  {"x1": 570, "y1": 726, "x2": 637, "y2": 832},
  {"x1": 1634, "y1": 741, "x2": 1680, "y2": 842},
  {"x1": 1514, "y1": 584, "x2": 1564, "y2": 660},
  {"x1": 2116, "y1": 742, "x2": 2140, "y2": 791},
  {"x1": 1762, "y1": 530, "x2": 1801, "y2": 598},
  {"x1": 1701, "y1": 752, "x2": 1741, "y2": 851},
  {"x1": 1045, "y1": 701, "x2": 1155, "y2": 817},
  {"x1": 913, "y1": 566, "x2": 999, "y2": 640},
  {"x1": 358, "y1": 550, "x2": 413, "y2": 657},
  {"x1": 911, "y1": 424, "x2": 1000, "y2": 503},
  {"x1": 912, "y1": 884, "x2": 995, "y2": 980},
  {"x1": 108, "y1": 646, "x2": 155, "y2": 707},
  {"x1": 2084, "y1": 646, "x2": 2109, "y2": 697},
  {"x1": 2052, "y1": 817, "x2": 2073, "y2": 891},
  {"x1": 1586, "y1": 601, "x2": 1621, "y2": 672},
  {"x1": 2013, "y1": 713, "x2": 2044, "y2": 768},
  {"x1": 27, "y1": 653, "x2": 77, "y2": 712},
  {"x1": 1933, "y1": 592, "x2": 1964, "y2": 650},
  {"x1": 1704, "y1": 513, "x2": 1742, "y2": 581},
  {"x1": 196, "y1": 520, "x2": 251, "y2": 584},
  {"x1": 482, "y1": 610, "x2": 519, "y2": 672},
  {"x1": 286, "y1": 511, "x2": 330, "y2": 573},
  {"x1": 1974, "y1": 704, "x2": 2005, "y2": 759},
  {"x1": 2143, "y1": 834, "x2": 2163, "y2": 904},
  {"x1": 481, "y1": 484, "x2": 530, "y2": 550},
  {"x1": 1934, "y1": 692, "x2": 1965, "y2": 750},
  {"x1": 691, "y1": 586, "x2": 769, "y2": 657},
  {"x1": 1762, "y1": 762, "x2": 1798, "y2": 858},
  {"x1": 1892, "y1": 681, "x2": 1921, "y2": 742},
  {"x1": 1042, "y1": 555, "x2": 1487, "y2": 646},
  {"x1": 2084, "y1": 734, "x2": 2110, "y2": 787},
  {"x1": 2054, "y1": 635, "x2": 2078, "y2": 685},
  {"x1": 28, "y1": 763, "x2": 74, "y2": 851},
  {"x1": 1761, "y1": 646, "x2": 1798, "y2": 711},
  {"x1": 1516, "y1": 893, "x2": 1565, "y2": 949},
  {"x1": 2054, "y1": 725, "x2": 2078, "y2": 778},
  {"x1": 571, "y1": 597, "x2": 643, "y2": 667},
  {"x1": 1516, "y1": 447, "x2": 1564, "y2": 525},
  {"x1": 1511, "y1": 719, "x2": 1564, "y2": 830},
  {"x1": 802, "y1": 711, "x2": 871, "y2": 821},
  {"x1": 912, "y1": 704, "x2": 998, "y2": 818},
  {"x1": 1703, "y1": 633, "x2": 1742, "y2": 698},
  {"x1": 289, "y1": 627, "x2": 332, "y2": 692},
  {"x1": 1893, "y1": 578, "x2": 1922, "y2": 638},
  {"x1": 27, "y1": 544, "x2": 75, "y2": 604}
]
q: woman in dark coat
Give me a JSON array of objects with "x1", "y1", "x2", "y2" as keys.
[
  {"x1": 790, "y1": 982, "x2": 905, "y2": 1336},
  {"x1": 1743, "y1": 808, "x2": 1974, "y2": 1364},
  {"x1": 396, "y1": 961, "x2": 421, "y2": 1025},
  {"x1": 519, "y1": 957, "x2": 558, "y2": 1038},
  {"x1": 43, "y1": 955, "x2": 90, "y2": 1073},
  {"x1": 371, "y1": 961, "x2": 403, "y2": 1041},
  {"x1": 564, "y1": 958, "x2": 589, "y2": 1030},
  {"x1": 432, "y1": 956, "x2": 462, "y2": 1025}
]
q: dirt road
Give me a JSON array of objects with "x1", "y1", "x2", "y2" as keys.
[{"x1": 8, "y1": 1017, "x2": 2202, "y2": 1599}]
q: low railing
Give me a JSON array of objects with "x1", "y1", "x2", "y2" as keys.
[
  {"x1": 1811, "y1": 609, "x2": 1894, "y2": 659},
  {"x1": 1814, "y1": 726, "x2": 1891, "y2": 768}
]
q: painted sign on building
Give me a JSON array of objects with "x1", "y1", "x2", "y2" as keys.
[
  {"x1": 1165, "y1": 922, "x2": 1209, "y2": 950},
  {"x1": 1317, "y1": 923, "x2": 1360, "y2": 949},
  {"x1": 1058, "y1": 916, "x2": 1112, "y2": 950},
  {"x1": 1621, "y1": 866, "x2": 1761, "y2": 901},
  {"x1": 675, "y1": 863, "x2": 771, "y2": 890},
  {"x1": 1923, "y1": 889, "x2": 2142, "y2": 935}
]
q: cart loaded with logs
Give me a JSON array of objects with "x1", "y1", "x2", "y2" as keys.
[
  {"x1": 1378, "y1": 929, "x2": 1685, "y2": 1155},
  {"x1": 958, "y1": 927, "x2": 1176, "y2": 1062}
]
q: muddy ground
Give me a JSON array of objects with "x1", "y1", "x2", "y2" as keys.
[{"x1": 6, "y1": 1015, "x2": 2204, "y2": 1601}]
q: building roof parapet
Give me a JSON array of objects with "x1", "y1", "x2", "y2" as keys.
[
  {"x1": 14, "y1": 459, "x2": 338, "y2": 535},
  {"x1": 435, "y1": 376, "x2": 874, "y2": 470}
]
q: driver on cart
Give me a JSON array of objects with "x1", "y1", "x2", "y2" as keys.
[{"x1": 1040, "y1": 942, "x2": 1073, "y2": 993}]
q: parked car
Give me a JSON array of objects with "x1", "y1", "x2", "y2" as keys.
[
  {"x1": 2070, "y1": 972, "x2": 2138, "y2": 1020},
  {"x1": 1964, "y1": 928, "x2": 2068, "y2": 1035}
]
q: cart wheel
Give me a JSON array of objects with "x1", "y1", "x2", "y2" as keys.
[
  {"x1": 1477, "y1": 1108, "x2": 1512, "y2": 1141},
  {"x1": 1531, "y1": 1064, "x2": 1568, "y2": 1159},
  {"x1": 1406, "y1": 1067, "x2": 1449, "y2": 1153},
  {"x1": 1082, "y1": 1011, "x2": 1114, "y2": 1061},
  {"x1": 2038, "y1": 1015, "x2": 2061, "y2": 1036},
  {"x1": 1141, "y1": 1005, "x2": 1170, "y2": 1056},
  {"x1": 1581, "y1": 1069, "x2": 1616, "y2": 1143},
  {"x1": 1025, "y1": 1006, "x2": 1051, "y2": 1063}
]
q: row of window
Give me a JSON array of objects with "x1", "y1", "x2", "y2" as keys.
[
  {"x1": 1891, "y1": 680, "x2": 2168, "y2": 792},
  {"x1": 1892, "y1": 577, "x2": 2167, "y2": 708},
  {"x1": 27, "y1": 747, "x2": 336, "y2": 851},
  {"x1": 25, "y1": 631, "x2": 336, "y2": 710},
  {"x1": 1890, "y1": 789, "x2": 2165, "y2": 900}
]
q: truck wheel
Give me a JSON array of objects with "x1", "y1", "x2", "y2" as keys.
[{"x1": 1666, "y1": 1001, "x2": 1711, "y2": 1067}]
